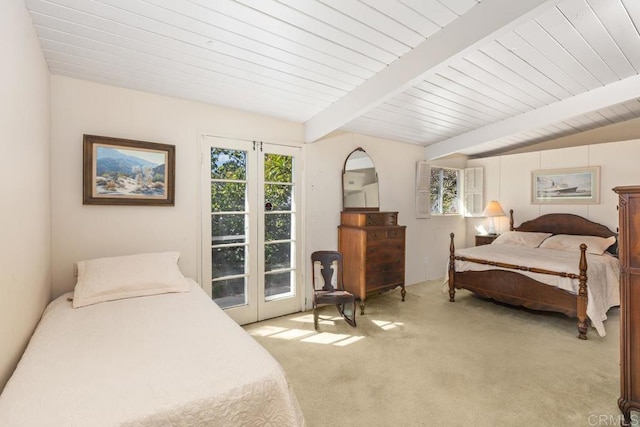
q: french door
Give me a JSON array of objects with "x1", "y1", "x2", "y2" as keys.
[{"x1": 201, "y1": 136, "x2": 303, "y2": 325}]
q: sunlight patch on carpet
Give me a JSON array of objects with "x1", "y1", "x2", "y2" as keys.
[
  {"x1": 247, "y1": 315, "x2": 405, "y2": 347},
  {"x1": 247, "y1": 324, "x2": 367, "y2": 346},
  {"x1": 301, "y1": 332, "x2": 351, "y2": 344},
  {"x1": 289, "y1": 314, "x2": 316, "y2": 323},
  {"x1": 371, "y1": 319, "x2": 404, "y2": 330},
  {"x1": 248, "y1": 325, "x2": 288, "y2": 336},
  {"x1": 270, "y1": 328, "x2": 316, "y2": 340},
  {"x1": 333, "y1": 336, "x2": 365, "y2": 346}
]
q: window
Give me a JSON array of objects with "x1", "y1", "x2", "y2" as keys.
[{"x1": 430, "y1": 167, "x2": 461, "y2": 215}]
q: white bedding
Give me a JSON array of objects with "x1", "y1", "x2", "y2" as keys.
[
  {"x1": 0, "y1": 279, "x2": 305, "y2": 426},
  {"x1": 453, "y1": 245, "x2": 620, "y2": 337}
]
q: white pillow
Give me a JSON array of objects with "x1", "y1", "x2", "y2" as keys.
[
  {"x1": 73, "y1": 252, "x2": 189, "y2": 308},
  {"x1": 491, "y1": 231, "x2": 552, "y2": 248},
  {"x1": 538, "y1": 234, "x2": 616, "y2": 255}
]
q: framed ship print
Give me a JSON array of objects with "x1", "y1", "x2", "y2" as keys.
[{"x1": 531, "y1": 166, "x2": 599, "y2": 204}]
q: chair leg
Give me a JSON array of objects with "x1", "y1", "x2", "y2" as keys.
[
  {"x1": 336, "y1": 302, "x2": 356, "y2": 327},
  {"x1": 349, "y1": 300, "x2": 357, "y2": 327},
  {"x1": 313, "y1": 305, "x2": 318, "y2": 330},
  {"x1": 352, "y1": 300, "x2": 357, "y2": 327}
]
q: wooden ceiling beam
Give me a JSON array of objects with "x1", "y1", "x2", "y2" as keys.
[
  {"x1": 424, "y1": 74, "x2": 640, "y2": 159},
  {"x1": 303, "y1": 0, "x2": 563, "y2": 144}
]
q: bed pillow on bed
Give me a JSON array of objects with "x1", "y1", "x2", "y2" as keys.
[
  {"x1": 72, "y1": 252, "x2": 189, "y2": 308},
  {"x1": 490, "y1": 231, "x2": 552, "y2": 247},
  {"x1": 538, "y1": 234, "x2": 616, "y2": 255}
]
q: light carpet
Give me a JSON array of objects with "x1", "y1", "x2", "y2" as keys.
[{"x1": 244, "y1": 279, "x2": 622, "y2": 427}]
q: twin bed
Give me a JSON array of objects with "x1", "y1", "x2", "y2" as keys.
[
  {"x1": 0, "y1": 252, "x2": 304, "y2": 426},
  {"x1": 448, "y1": 211, "x2": 620, "y2": 339}
]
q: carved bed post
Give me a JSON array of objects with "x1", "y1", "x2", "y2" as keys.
[
  {"x1": 449, "y1": 233, "x2": 456, "y2": 302},
  {"x1": 509, "y1": 209, "x2": 514, "y2": 231},
  {"x1": 577, "y1": 243, "x2": 588, "y2": 340}
]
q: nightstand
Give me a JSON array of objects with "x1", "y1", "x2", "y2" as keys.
[{"x1": 475, "y1": 234, "x2": 499, "y2": 246}]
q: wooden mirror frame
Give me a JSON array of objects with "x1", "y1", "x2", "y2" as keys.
[{"x1": 342, "y1": 147, "x2": 380, "y2": 212}]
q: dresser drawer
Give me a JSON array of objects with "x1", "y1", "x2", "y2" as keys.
[
  {"x1": 366, "y1": 228, "x2": 405, "y2": 242},
  {"x1": 340, "y1": 211, "x2": 398, "y2": 227},
  {"x1": 366, "y1": 267, "x2": 404, "y2": 288},
  {"x1": 366, "y1": 240, "x2": 404, "y2": 257},
  {"x1": 365, "y1": 212, "x2": 397, "y2": 226},
  {"x1": 367, "y1": 254, "x2": 403, "y2": 272}
]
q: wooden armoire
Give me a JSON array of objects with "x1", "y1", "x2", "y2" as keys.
[
  {"x1": 338, "y1": 211, "x2": 406, "y2": 314},
  {"x1": 613, "y1": 186, "x2": 640, "y2": 426}
]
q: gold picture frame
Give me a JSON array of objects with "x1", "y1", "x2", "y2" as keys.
[{"x1": 83, "y1": 134, "x2": 175, "y2": 206}]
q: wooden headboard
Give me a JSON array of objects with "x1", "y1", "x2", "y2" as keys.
[{"x1": 508, "y1": 209, "x2": 618, "y2": 255}]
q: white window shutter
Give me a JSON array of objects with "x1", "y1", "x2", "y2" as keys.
[
  {"x1": 416, "y1": 161, "x2": 431, "y2": 219},
  {"x1": 464, "y1": 167, "x2": 483, "y2": 216},
  {"x1": 465, "y1": 193, "x2": 483, "y2": 216}
]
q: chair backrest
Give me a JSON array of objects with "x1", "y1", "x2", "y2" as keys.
[{"x1": 311, "y1": 251, "x2": 343, "y2": 292}]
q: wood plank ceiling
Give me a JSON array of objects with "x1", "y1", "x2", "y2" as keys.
[{"x1": 24, "y1": 0, "x2": 640, "y2": 159}]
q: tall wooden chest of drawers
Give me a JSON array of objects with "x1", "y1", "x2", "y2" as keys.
[
  {"x1": 338, "y1": 211, "x2": 406, "y2": 314},
  {"x1": 614, "y1": 186, "x2": 640, "y2": 426}
]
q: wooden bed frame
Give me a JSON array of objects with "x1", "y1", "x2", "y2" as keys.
[{"x1": 448, "y1": 210, "x2": 618, "y2": 340}]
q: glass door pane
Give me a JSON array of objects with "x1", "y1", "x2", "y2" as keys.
[
  {"x1": 209, "y1": 147, "x2": 249, "y2": 309},
  {"x1": 263, "y1": 153, "x2": 295, "y2": 300}
]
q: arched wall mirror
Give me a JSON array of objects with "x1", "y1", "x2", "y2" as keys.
[{"x1": 342, "y1": 148, "x2": 379, "y2": 211}]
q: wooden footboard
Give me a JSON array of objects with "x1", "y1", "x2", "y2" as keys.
[{"x1": 448, "y1": 233, "x2": 589, "y2": 339}]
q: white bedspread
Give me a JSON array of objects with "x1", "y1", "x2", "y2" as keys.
[
  {"x1": 453, "y1": 245, "x2": 620, "y2": 337},
  {"x1": 0, "y1": 279, "x2": 305, "y2": 426}
]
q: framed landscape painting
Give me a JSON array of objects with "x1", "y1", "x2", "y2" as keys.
[
  {"x1": 83, "y1": 134, "x2": 175, "y2": 205},
  {"x1": 531, "y1": 166, "x2": 600, "y2": 204}
]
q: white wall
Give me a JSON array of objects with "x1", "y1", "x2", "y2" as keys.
[
  {"x1": 306, "y1": 133, "x2": 466, "y2": 289},
  {"x1": 51, "y1": 76, "x2": 304, "y2": 298},
  {"x1": 0, "y1": 0, "x2": 51, "y2": 391},
  {"x1": 466, "y1": 140, "x2": 640, "y2": 244},
  {"x1": 52, "y1": 77, "x2": 464, "y2": 312}
]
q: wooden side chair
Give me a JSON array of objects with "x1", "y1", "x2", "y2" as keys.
[{"x1": 311, "y1": 250, "x2": 357, "y2": 329}]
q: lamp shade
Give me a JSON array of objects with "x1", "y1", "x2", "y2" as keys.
[{"x1": 482, "y1": 200, "x2": 506, "y2": 218}]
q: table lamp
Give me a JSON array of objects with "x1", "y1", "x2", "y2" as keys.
[{"x1": 481, "y1": 200, "x2": 506, "y2": 235}]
